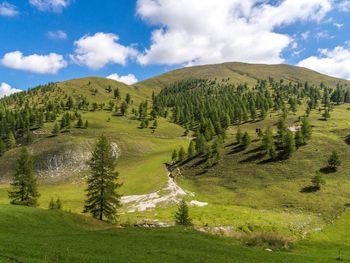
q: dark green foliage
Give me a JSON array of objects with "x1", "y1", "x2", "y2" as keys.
[
  {"x1": 0, "y1": 138, "x2": 5, "y2": 156},
  {"x1": 7, "y1": 131, "x2": 16, "y2": 149},
  {"x1": 236, "y1": 128, "x2": 243, "y2": 144},
  {"x1": 178, "y1": 146, "x2": 186, "y2": 161},
  {"x1": 262, "y1": 127, "x2": 277, "y2": 159},
  {"x1": 284, "y1": 130, "x2": 296, "y2": 157},
  {"x1": 171, "y1": 149, "x2": 178, "y2": 163},
  {"x1": 49, "y1": 197, "x2": 62, "y2": 210},
  {"x1": 84, "y1": 136, "x2": 121, "y2": 221},
  {"x1": 328, "y1": 151, "x2": 341, "y2": 170},
  {"x1": 187, "y1": 140, "x2": 196, "y2": 157},
  {"x1": 301, "y1": 118, "x2": 312, "y2": 141},
  {"x1": 175, "y1": 200, "x2": 192, "y2": 226},
  {"x1": 242, "y1": 132, "x2": 251, "y2": 148},
  {"x1": 8, "y1": 147, "x2": 40, "y2": 207},
  {"x1": 120, "y1": 101, "x2": 128, "y2": 116},
  {"x1": 312, "y1": 172, "x2": 326, "y2": 190},
  {"x1": 323, "y1": 108, "x2": 330, "y2": 120},
  {"x1": 52, "y1": 123, "x2": 60, "y2": 135},
  {"x1": 76, "y1": 115, "x2": 84, "y2": 128},
  {"x1": 295, "y1": 129, "x2": 304, "y2": 148}
]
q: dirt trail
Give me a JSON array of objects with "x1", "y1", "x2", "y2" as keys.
[{"x1": 121, "y1": 165, "x2": 208, "y2": 213}]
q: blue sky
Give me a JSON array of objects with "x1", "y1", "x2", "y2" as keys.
[{"x1": 1, "y1": 0, "x2": 350, "y2": 96}]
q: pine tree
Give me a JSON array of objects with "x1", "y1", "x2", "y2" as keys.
[
  {"x1": 52, "y1": 122, "x2": 60, "y2": 136},
  {"x1": 171, "y1": 149, "x2": 178, "y2": 163},
  {"x1": 175, "y1": 199, "x2": 192, "y2": 226},
  {"x1": 77, "y1": 115, "x2": 83, "y2": 128},
  {"x1": 0, "y1": 138, "x2": 6, "y2": 156},
  {"x1": 312, "y1": 172, "x2": 326, "y2": 190},
  {"x1": 284, "y1": 130, "x2": 296, "y2": 157},
  {"x1": 328, "y1": 151, "x2": 341, "y2": 170},
  {"x1": 56, "y1": 197, "x2": 62, "y2": 210},
  {"x1": 301, "y1": 118, "x2": 312, "y2": 141},
  {"x1": 323, "y1": 108, "x2": 330, "y2": 120},
  {"x1": 242, "y1": 132, "x2": 251, "y2": 148},
  {"x1": 8, "y1": 148, "x2": 40, "y2": 207},
  {"x1": 262, "y1": 127, "x2": 277, "y2": 158},
  {"x1": 295, "y1": 129, "x2": 304, "y2": 147},
  {"x1": 188, "y1": 140, "x2": 196, "y2": 157},
  {"x1": 84, "y1": 120, "x2": 89, "y2": 129},
  {"x1": 178, "y1": 146, "x2": 186, "y2": 161},
  {"x1": 7, "y1": 131, "x2": 16, "y2": 149},
  {"x1": 84, "y1": 136, "x2": 121, "y2": 221},
  {"x1": 236, "y1": 128, "x2": 243, "y2": 144},
  {"x1": 49, "y1": 197, "x2": 55, "y2": 209}
]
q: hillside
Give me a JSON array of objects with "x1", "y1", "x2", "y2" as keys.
[
  {"x1": 0, "y1": 205, "x2": 349, "y2": 262},
  {"x1": 0, "y1": 63, "x2": 350, "y2": 262},
  {"x1": 136, "y1": 62, "x2": 350, "y2": 90}
]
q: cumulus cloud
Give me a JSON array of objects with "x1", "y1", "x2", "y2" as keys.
[
  {"x1": 1, "y1": 51, "x2": 67, "y2": 74},
  {"x1": 136, "y1": 0, "x2": 332, "y2": 66},
  {"x1": 48, "y1": 30, "x2": 67, "y2": 40},
  {"x1": 29, "y1": 0, "x2": 70, "y2": 12},
  {"x1": 0, "y1": 2, "x2": 18, "y2": 16},
  {"x1": 0, "y1": 82, "x2": 21, "y2": 98},
  {"x1": 71, "y1": 33, "x2": 137, "y2": 70},
  {"x1": 298, "y1": 44, "x2": 350, "y2": 80},
  {"x1": 107, "y1": 73, "x2": 138, "y2": 85}
]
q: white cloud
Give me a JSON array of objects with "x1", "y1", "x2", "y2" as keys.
[
  {"x1": 29, "y1": 0, "x2": 70, "y2": 12},
  {"x1": 333, "y1": 23, "x2": 344, "y2": 29},
  {"x1": 316, "y1": 30, "x2": 334, "y2": 39},
  {"x1": 48, "y1": 30, "x2": 67, "y2": 40},
  {"x1": 0, "y1": 2, "x2": 18, "y2": 16},
  {"x1": 301, "y1": 31, "x2": 310, "y2": 40},
  {"x1": 298, "y1": 44, "x2": 350, "y2": 80},
  {"x1": 0, "y1": 82, "x2": 21, "y2": 98},
  {"x1": 136, "y1": 0, "x2": 332, "y2": 66},
  {"x1": 1, "y1": 51, "x2": 67, "y2": 74},
  {"x1": 107, "y1": 73, "x2": 138, "y2": 85},
  {"x1": 71, "y1": 33, "x2": 137, "y2": 70},
  {"x1": 338, "y1": 0, "x2": 350, "y2": 11}
]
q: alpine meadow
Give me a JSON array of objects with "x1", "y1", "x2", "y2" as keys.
[{"x1": 1, "y1": 0, "x2": 350, "y2": 262}]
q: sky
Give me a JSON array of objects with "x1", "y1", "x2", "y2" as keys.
[{"x1": 1, "y1": 0, "x2": 350, "y2": 97}]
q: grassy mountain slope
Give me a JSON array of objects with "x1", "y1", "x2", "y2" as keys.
[
  {"x1": 0, "y1": 205, "x2": 349, "y2": 262},
  {"x1": 0, "y1": 77, "x2": 188, "y2": 212},
  {"x1": 136, "y1": 62, "x2": 350, "y2": 90}
]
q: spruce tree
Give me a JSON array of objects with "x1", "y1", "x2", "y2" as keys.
[
  {"x1": 295, "y1": 129, "x2": 304, "y2": 147},
  {"x1": 52, "y1": 122, "x2": 60, "y2": 136},
  {"x1": 284, "y1": 130, "x2": 296, "y2": 157},
  {"x1": 236, "y1": 128, "x2": 243, "y2": 144},
  {"x1": 84, "y1": 135, "x2": 121, "y2": 221},
  {"x1": 0, "y1": 138, "x2": 5, "y2": 156},
  {"x1": 328, "y1": 151, "x2": 341, "y2": 170},
  {"x1": 8, "y1": 147, "x2": 40, "y2": 207},
  {"x1": 187, "y1": 140, "x2": 196, "y2": 157},
  {"x1": 301, "y1": 118, "x2": 312, "y2": 141},
  {"x1": 7, "y1": 131, "x2": 16, "y2": 149},
  {"x1": 175, "y1": 199, "x2": 192, "y2": 226},
  {"x1": 178, "y1": 146, "x2": 186, "y2": 161},
  {"x1": 171, "y1": 149, "x2": 178, "y2": 163},
  {"x1": 242, "y1": 132, "x2": 251, "y2": 148}
]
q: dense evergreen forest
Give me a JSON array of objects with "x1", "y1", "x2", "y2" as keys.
[{"x1": 152, "y1": 78, "x2": 350, "y2": 165}]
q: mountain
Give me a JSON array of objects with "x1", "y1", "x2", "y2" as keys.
[
  {"x1": 1, "y1": 62, "x2": 350, "y2": 262},
  {"x1": 136, "y1": 62, "x2": 350, "y2": 89}
]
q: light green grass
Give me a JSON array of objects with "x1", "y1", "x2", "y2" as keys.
[{"x1": 0, "y1": 204, "x2": 349, "y2": 262}]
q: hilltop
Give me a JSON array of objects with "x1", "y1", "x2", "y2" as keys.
[{"x1": 136, "y1": 62, "x2": 350, "y2": 90}]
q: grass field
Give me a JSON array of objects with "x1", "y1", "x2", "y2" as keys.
[{"x1": 0, "y1": 205, "x2": 349, "y2": 263}]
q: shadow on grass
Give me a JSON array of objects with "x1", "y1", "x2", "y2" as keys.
[
  {"x1": 245, "y1": 146, "x2": 264, "y2": 155},
  {"x1": 240, "y1": 152, "x2": 265, "y2": 163},
  {"x1": 345, "y1": 135, "x2": 350, "y2": 145},
  {"x1": 319, "y1": 166, "x2": 336, "y2": 174},
  {"x1": 300, "y1": 185, "x2": 320, "y2": 193},
  {"x1": 196, "y1": 170, "x2": 208, "y2": 176},
  {"x1": 228, "y1": 145, "x2": 245, "y2": 155}
]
